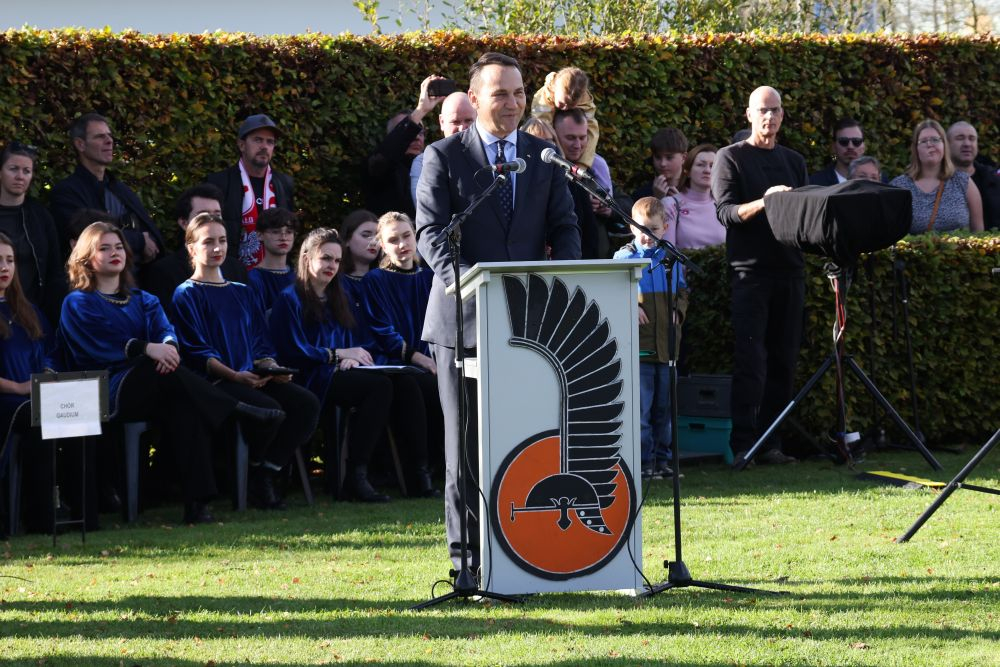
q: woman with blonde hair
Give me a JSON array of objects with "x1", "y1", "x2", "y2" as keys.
[
  {"x1": 890, "y1": 119, "x2": 984, "y2": 233},
  {"x1": 59, "y1": 222, "x2": 241, "y2": 524}
]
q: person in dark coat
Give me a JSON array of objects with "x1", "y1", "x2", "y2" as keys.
[{"x1": 204, "y1": 114, "x2": 295, "y2": 269}]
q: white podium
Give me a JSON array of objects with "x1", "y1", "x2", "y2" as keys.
[{"x1": 455, "y1": 259, "x2": 646, "y2": 595}]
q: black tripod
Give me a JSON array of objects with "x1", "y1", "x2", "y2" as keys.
[
  {"x1": 559, "y1": 172, "x2": 780, "y2": 598},
  {"x1": 734, "y1": 264, "x2": 942, "y2": 472},
  {"x1": 412, "y1": 173, "x2": 522, "y2": 610}
]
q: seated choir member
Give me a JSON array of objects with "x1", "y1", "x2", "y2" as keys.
[
  {"x1": 268, "y1": 228, "x2": 396, "y2": 502},
  {"x1": 363, "y1": 212, "x2": 444, "y2": 476},
  {"x1": 246, "y1": 208, "x2": 300, "y2": 313},
  {"x1": 171, "y1": 213, "x2": 320, "y2": 511},
  {"x1": 0, "y1": 232, "x2": 57, "y2": 534},
  {"x1": 58, "y1": 222, "x2": 244, "y2": 524}
]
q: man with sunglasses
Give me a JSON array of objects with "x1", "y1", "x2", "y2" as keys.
[{"x1": 810, "y1": 118, "x2": 868, "y2": 186}]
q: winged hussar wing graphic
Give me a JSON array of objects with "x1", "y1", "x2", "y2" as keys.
[{"x1": 503, "y1": 273, "x2": 624, "y2": 535}]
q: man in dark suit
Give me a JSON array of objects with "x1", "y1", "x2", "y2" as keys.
[
  {"x1": 50, "y1": 112, "x2": 166, "y2": 264},
  {"x1": 810, "y1": 118, "x2": 866, "y2": 186},
  {"x1": 142, "y1": 183, "x2": 248, "y2": 317},
  {"x1": 415, "y1": 52, "x2": 581, "y2": 575},
  {"x1": 205, "y1": 114, "x2": 294, "y2": 269}
]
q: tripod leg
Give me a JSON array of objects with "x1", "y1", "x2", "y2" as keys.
[
  {"x1": 735, "y1": 355, "x2": 835, "y2": 470},
  {"x1": 898, "y1": 428, "x2": 1000, "y2": 542},
  {"x1": 844, "y1": 357, "x2": 942, "y2": 470}
]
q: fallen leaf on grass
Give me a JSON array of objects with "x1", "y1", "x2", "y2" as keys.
[{"x1": 851, "y1": 642, "x2": 869, "y2": 649}]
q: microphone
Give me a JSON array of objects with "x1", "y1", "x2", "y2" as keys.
[
  {"x1": 541, "y1": 147, "x2": 593, "y2": 181},
  {"x1": 488, "y1": 158, "x2": 527, "y2": 175}
]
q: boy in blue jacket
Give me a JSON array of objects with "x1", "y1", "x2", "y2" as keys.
[{"x1": 614, "y1": 197, "x2": 690, "y2": 479}]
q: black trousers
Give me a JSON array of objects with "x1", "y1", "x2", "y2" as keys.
[
  {"x1": 324, "y1": 368, "x2": 392, "y2": 468},
  {"x1": 116, "y1": 358, "x2": 238, "y2": 502},
  {"x1": 431, "y1": 343, "x2": 480, "y2": 571},
  {"x1": 215, "y1": 379, "x2": 320, "y2": 469},
  {"x1": 729, "y1": 270, "x2": 805, "y2": 455}
]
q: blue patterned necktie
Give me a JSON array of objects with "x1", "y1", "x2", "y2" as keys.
[{"x1": 494, "y1": 139, "x2": 514, "y2": 224}]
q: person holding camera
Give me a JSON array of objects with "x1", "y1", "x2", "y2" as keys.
[
  {"x1": 364, "y1": 75, "x2": 452, "y2": 219},
  {"x1": 50, "y1": 113, "x2": 165, "y2": 265}
]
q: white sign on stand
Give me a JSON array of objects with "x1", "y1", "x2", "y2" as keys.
[{"x1": 38, "y1": 379, "x2": 103, "y2": 439}]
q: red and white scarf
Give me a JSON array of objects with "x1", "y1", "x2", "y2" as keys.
[{"x1": 238, "y1": 159, "x2": 276, "y2": 268}]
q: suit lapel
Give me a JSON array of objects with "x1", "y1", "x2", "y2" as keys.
[{"x1": 460, "y1": 128, "x2": 509, "y2": 235}]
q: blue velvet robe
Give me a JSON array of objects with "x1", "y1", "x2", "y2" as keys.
[
  {"x1": 59, "y1": 289, "x2": 175, "y2": 404},
  {"x1": 172, "y1": 280, "x2": 276, "y2": 375},
  {"x1": 341, "y1": 275, "x2": 388, "y2": 365},
  {"x1": 363, "y1": 266, "x2": 432, "y2": 362},
  {"x1": 0, "y1": 301, "x2": 54, "y2": 462},
  {"x1": 247, "y1": 266, "x2": 295, "y2": 314},
  {"x1": 269, "y1": 284, "x2": 352, "y2": 404}
]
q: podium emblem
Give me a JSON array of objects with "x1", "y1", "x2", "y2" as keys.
[{"x1": 490, "y1": 274, "x2": 636, "y2": 579}]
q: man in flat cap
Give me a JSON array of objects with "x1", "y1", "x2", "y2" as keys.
[{"x1": 205, "y1": 114, "x2": 295, "y2": 268}]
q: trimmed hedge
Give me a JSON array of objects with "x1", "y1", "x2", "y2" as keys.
[
  {"x1": 3, "y1": 30, "x2": 1000, "y2": 240},
  {"x1": 1, "y1": 30, "x2": 998, "y2": 442},
  {"x1": 684, "y1": 234, "x2": 1000, "y2": 446}
]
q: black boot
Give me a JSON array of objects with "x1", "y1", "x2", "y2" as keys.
[
  {"x1": 412, "y1": 465, "x2": 441, "y2": 498},
  {"x1": 182, "y1": 501, "x2": 215, "y2": 524},
  {"x1": 349, "y1": 466, "x2": 390, "y2": 503},
  {"x1": 235, "y1": 402, "x2": 286, "y2": 425},
  {"x1": 250, "y1": 466, "x2": 287, "y2": 510}
]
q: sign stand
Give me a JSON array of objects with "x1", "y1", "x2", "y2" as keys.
[{"x1": 30, "y1": 371, "x2": 109, "y2": 547}]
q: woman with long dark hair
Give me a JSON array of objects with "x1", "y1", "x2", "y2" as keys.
[
  {"x1": 269, "y1": 227, "x2": 395, "y2": 501},
  {"x1": 171, "y1": 213, "x2": 320, "y2": 510}
]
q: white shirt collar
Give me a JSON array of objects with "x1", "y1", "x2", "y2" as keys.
[{"x1": 475, "y1": 121, "x2": 518, "y2": 150}]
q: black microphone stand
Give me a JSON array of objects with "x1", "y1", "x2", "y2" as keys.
[
  {"x1": 412, "y1": 173, "x2": 522, "y2": 610},
  {"x1": 561, "y1": 171, "x2": 781, "y2": 598}
]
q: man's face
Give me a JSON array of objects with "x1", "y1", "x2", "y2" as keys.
[
  {"x1": 746, "y1": 89, "x2": 783, "y2": 140},
  {"x1": 469, "y1": 64, "x2": 526, "y2": 138},
  {"x1": 238, "y1": 129, "x2": 276, "y2": 171},
  {"x1": 179, "y1": 196, "x2": 222, "y2": 230},
  {"x1": 833, "y1": 125, "x2": 865, "y2": 167},
  {"x1": 439, "y1": 94, "x2": 477, "y2": 137},
  {"x1": 76, "y1": 121, "x2": 114, "y2": 167},
  {"x1": 948, "y1": 124, "x2": 978, "y2": 168},
  {"x1": 554, "y1": 117, "x2": 589, "y2": 163}
]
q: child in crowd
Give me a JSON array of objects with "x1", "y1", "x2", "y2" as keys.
[
  {"x1": 530, "y1": 66, "x2": 599, "y2": 168},
  {"x1": 247, "y1": 208, "x2": 300, "y2": 312},
  {"x1": 633, "y1": 127, "x2": 688, "y2": 202},
  {"x1": 613, "y1": 197, "x2": 689, "y2": 480}
]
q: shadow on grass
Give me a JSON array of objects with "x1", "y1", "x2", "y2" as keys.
[
  {"x1": 0, "y1": 661, "x2": 727, "y2": 667},
  {"x1": 2, "y1": 577, "x2": 997, "y2": 644}
]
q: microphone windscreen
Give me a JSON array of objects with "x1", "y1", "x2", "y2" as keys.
[
  {"x1": 513, "y1": 157, "x2": 527, "y2": 174},
  {"x1": 540, "y1": 147, "x2": 556, "y2": 164}
]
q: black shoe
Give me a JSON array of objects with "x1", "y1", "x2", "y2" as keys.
[
  {"x1": 99, "y1": 485, "x2": 122, "y2": 513},
  {"x1": 250, "y1": 467, "x2": 287, "y2": 510},
  {"x1": 732, "y1": 452, "x2": 756, "y2": 470},
  {"x1": 412, "y1": 466, "x2": 442, "y2": 498},
  {"x1": 235, "y1": 402, "x2": 286, "y2": 425},
  {"x1": 654, "y1": 462, "x2": 683, "y2": 479},
  {"x1": 758, "y1": 449, "x2": 798, "y2": 465},
  {"x1": 349, "y1": 467, "x2": 391, "y2": 503},
  {"x1": 182, "y1": 501, "x2": 215, "y2": 524}
]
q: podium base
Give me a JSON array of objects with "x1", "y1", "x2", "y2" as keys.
[{"x1": 410, "y1": 567, "x2": 524, "y2": 610}]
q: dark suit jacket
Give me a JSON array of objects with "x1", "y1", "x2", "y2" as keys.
[
  {"x1": 809, "y1": 165, "x2": 842, "y2": 186},
  {"x1": 415, "y1": 127, "x2": 581, "y2": 348},
  {"x1": 204, "y1": 164, "x2": 295, "y2": 263},
  {"x1": 50, "y1": 163, "x2": 165, "y2": 259},
  {"x1": 972, "y1": 161, "x2": 1000, "y2": 230}
]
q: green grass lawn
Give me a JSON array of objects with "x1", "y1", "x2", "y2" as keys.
[{"x1": 2, "y1": 447, "x2": 998, "y2": 666}]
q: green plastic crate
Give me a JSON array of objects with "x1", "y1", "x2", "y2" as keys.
[{"x1": 677, "y1": 416, "x2": 733, "y2": 464}]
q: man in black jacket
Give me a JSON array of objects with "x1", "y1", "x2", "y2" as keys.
[
  {"x1": 50, "y1": 113, "x2": 165, "y2": 264},
  {"x1": 205, "y1": 114, "x2": 295, "y2": 268},
  {"x1": 948, "y1": 121, "x2": 1000, "y2": 231}
]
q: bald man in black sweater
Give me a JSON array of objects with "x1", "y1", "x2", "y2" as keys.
[{"x1": 712, "y1": 86, "x2": 808, "y2": 467}]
